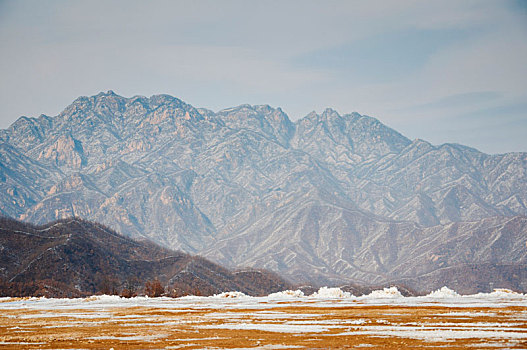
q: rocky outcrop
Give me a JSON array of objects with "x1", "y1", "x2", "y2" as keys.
[{"x1": 1, "y1": 91, "x2": 526, "y2": 291}]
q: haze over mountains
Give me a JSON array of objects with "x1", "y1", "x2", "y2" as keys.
[
  {"x1": 0, "y1": 217, "x2": 290, "y2": 297},
  {"x1": 1, "y1": 91, "x2": 526, "y2": 293}
]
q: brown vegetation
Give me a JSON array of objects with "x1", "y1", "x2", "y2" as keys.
[
  {"x1": 144, "y1": 279, "x2": 165, "y2": 297},
  {"x1": 0, "y1": 300, "x2": 525, "y2": 349},
  {"x1": 0, "y1": 216, "x2": 292, "y2": 298}
]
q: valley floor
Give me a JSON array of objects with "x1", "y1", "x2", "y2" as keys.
[{"x1": 0, "y1": 289, "x2": 526, "y2": 349}]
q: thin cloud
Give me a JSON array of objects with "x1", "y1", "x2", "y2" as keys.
[
  {"x1": 398, "y1": 92, "x2": 502, "y2": 113},
  {"x1": 0, "y1": 0, "x2": 525, "y2": 153}
]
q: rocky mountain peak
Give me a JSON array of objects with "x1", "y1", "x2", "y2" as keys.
[
  {"x1": 321, "y1": 107, "x2": 341, "y2": 119},
  {"x1": 1, "y1": 91, "x2": 526, "y2": 292},
  {"x1": 68, "y1": 91, "x2": 126, "y2": 114},
  {"x1": 147, "y1": 94, "x2": 187, "y2": 110},
  {"x1": 217, "y1": 103, "x2": 294, "y2": 146},
  {"x1": 98, "y1": 89, "x2": 117, "y2": 96},
  {"x1": 408, "y1": 138, "x2": 434, "y2": 151}
]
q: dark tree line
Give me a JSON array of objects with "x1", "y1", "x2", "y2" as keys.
[{"x1": 1, "y1": 216, "x2": 292, "y2": 298}]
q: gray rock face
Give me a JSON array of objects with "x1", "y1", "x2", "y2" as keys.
[{"x1": 1, "y1": 91, "x2": 526, "y2": 290}]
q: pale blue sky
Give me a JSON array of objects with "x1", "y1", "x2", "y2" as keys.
[{"x1": 0, "y1": 0, "x2": 526, "y2": 153}]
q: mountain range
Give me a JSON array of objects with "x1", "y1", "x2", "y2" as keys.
[{"x1": 1, "y1": 91, "x2": 526, "y2": 293}]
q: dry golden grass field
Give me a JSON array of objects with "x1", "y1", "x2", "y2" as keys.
[{"x1": 0, "y1": 291, "x2": 526, "y2": 349}]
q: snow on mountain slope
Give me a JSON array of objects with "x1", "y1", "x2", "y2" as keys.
[{"x1": 1, "y1": 91, "x2": 526, "y2": 291}]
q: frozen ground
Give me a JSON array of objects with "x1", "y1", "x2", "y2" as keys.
[
  {"x1": 0, "y1": 287, "x2": 526, "y2": 349},
  {"x1": 1, "y1": 286, "x2": 525, "y2": 310}
]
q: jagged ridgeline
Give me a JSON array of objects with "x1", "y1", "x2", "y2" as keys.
[{"x1": 1, "y1": 91, "x2": 526, "y2": 293}]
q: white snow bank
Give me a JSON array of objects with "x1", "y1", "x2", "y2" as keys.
[
  {"x1": 268, "y1": 290, "x2": 304, "y2": 298},
  {"x1": 341, "y1": 325, "x2": 527, "y2": 341},
  {"x1": 438, "y1": 311, "x2": 497, "y2": 317},
  {"x1": 86, "y1": 295, "x2": 124, "y2": 302},
  {"x1": 88, "y1": 334, "x2": 168, "y2": 341},
  {"x1": 212, "y1": 291, "x2": 248, "y2": 298},
  {"x1": 310, "y1": 287, "x2": 352, "y2": 298},
  {"x1": 425, "y1": 286, "x2": 460, "y2": 298},
  {"x1": 489, "y1": 289, "x2": 523, "y2": 297},
  {"x1": 199, "y1": 322, "x2": 334, "y2": 333},
  {"x1": 364, "y1": 287, "x2": 403, "y2": 299},
  {"x1": 466, "y1": 288, "x2": 525, "y2": 300},
  {"x1": 1, "y1": 286, "x2": 526, "y2": 310}
]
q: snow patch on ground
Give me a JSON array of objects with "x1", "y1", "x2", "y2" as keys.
[
  {"x1": 0, "y1": 286, "x2": 525, "y2": 310},
  {"x1": 216, "y1": 345, "x2": 303, "y2": 350},
  {"x1": 212, "y1": 291, "x2": 248, "y2": 298},
  {"x1": 341, "y1": 326, "x2": 527, "y2": 342},
  {"x1": 310, "y1": 287, "x2": 352, "y2": 298},
  {"x1": 19, "y1": 312, "x2": 110, "y2": 319},
  {"x1": 363, "y1": 287, "x2": 403, "y2": 299},
  {"x1": 466, "y1": 341, "x2": 521, "y2": 348},
  {"x1": 485, "y1": 289, "x2": 523, "y2": 298},
  {"x1": 438, "y1": 311, "x2": 498, "y2": 317},
  {"x1": 88, "y1": 334, "x2": 168, "y2": 341},
  {"x1": 426, "y1": 286, "x2": 460, "y2": 298},
  {"x1": 1, "y1": 287, "x2": 526, "y2": 349},
  {"x1": 208, "y1": 311, "x2": 318, "y2": 320},
  {"x1": 268, "y1": 290, "x2": 304, "y2": 298},
  {"x1": 0, "y1": 342, "x2": 46, "y2": 345},
  {"x1": 286, "y1": 319, "x2": 366, "y2": 325},
  {"x1": 199, "y1": 322, "x2": 336, "y2": 333}
]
